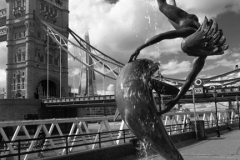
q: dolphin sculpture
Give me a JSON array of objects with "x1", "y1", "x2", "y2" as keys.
[
  {"x1": 115, "y1": 59, "x2": 183, "y2": 160},
  {"x1": 115, "y1": 13, "x2": 228, "y2": 159}
]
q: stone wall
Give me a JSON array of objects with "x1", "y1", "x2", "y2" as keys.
[
  {"x1": 41, "y1": 144, "x2": 135, "y2": 160},
  {"x1": 0, "y1": 99, "x2": 41, "y2": 121}
]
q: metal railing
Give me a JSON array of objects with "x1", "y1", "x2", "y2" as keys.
[
  {"x1": 1, "y1": 118, "x2": 239, "y2": 160},
  {"x1": 0, "y1": 129, "x2": 134, "y2": 160},
  {"x1": 42, "y1": 95, "x2": 116, "y2": 103},
  {"x1": 0, "y1": 110, "x2": 238, "y2": 160}
]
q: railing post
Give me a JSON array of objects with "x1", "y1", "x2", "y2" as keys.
[
  {"x1": 65, "y1": 136, "x2": 68, "y2": 154},
  {"x1": 98, "y1": 132, "x2": 101, "y2": 148},
  {"x1": 18, "y1": 139, "x2": 21, "y2": 160}
]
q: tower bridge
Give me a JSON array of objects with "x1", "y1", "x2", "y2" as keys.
[{"x1": 0, "y1": 0, "x2": 240, "y2": 119}]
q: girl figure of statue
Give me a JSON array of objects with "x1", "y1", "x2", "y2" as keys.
[{"x1": 129, "y1": 0, "x2": 228, "y2": 114}]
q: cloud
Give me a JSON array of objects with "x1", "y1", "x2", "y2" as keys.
[
  {"x1": 68, "y1": 0, "x2": 240, "y2": 65},
  {"x1": 202, "y1": 64, "x2": 217, "y2": 72},
  {"x1": 160, "y1": 60, "x2": 191, "y2": 75},
  {"x1": 69, "y1": 0, "x2": 182, "y2": 63},
  {"x1": 232, "y1": 53, "x2": 240, "y2": 58},
  {"x1": 177, "y1": 0, "x2": 240, "y2": 20},
  {"x1": 97, "y1": 83, "x2": 114, "y2": 95}
]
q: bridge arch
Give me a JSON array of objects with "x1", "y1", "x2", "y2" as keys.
[{"x1": 36, "y1": 76, "x2": 60, "y2": 99}]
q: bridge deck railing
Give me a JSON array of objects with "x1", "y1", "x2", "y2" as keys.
[
  {"x1": 0, "y1": 110, "x2": 238, "y2": 160},
  {"x1": 42, "y1": 95, "x2": 115, "y2": 103}
]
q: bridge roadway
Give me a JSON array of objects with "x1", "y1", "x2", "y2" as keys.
[{"x1": 42, "y1": 92, "x2": 240, "y2": 108}]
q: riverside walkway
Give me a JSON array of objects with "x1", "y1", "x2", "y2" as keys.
[
  {"x1": 134, "y1": 129, "x2": 240, "y2": 160},
  {"x1": 180, "y1": 129, "x2": 240, "y2": 160}
]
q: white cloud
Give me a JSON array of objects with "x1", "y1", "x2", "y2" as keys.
[
  {"x1": 232, "y1": 53, "x2": 240, "y2": 58},
  {"x1": 97, "y1": 83, "x2": 115, "y2": 95},
  {"x1": 177, "y1": 0, "x2": 240, "y2": 20},
  {"x1": 107, "y1": 83, "x2": 114, "y2": 91},
  {"x1": 202, "y1": 65, "x2": 217, "y2": 72},
  {"x1": 68, "y1": 0, "x2": 240, "y2": 65},
  {"x1": 215, "y1": 58, "x2": 240, "y2": 68},
  {"x1": 160, "y1": 60, "x2": 191, "y2": 75}
]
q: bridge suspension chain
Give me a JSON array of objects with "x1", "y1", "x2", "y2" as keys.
[{"x1": 35, "y1": 15, "x2": 123, "y2": 80}]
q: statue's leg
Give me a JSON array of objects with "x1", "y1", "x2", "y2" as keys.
[{"x1": 156, "y1": 0, "x2": 188, "y2": 25}]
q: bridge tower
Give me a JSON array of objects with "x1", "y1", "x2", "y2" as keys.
[{"x1": 5, "y1": 0, "x2": 69, "y2": 99}]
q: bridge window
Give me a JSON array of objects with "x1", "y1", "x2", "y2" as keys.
[
  {"x1": 17, "y1": 74, "x2": 20, "y2": 83},
  {"x1": 17, "y1": 84, "x2": 21, "y2": 90},
  {"x1": 13, "y1": 0, "x2": 26, "y2": 18},
  {"x1": 50, "y1": 7, "x2": 53, "y2": 14},
  {"x1": 14, "y1": 55, "x2": 17, "y2": 63},
  {"x1": 40, "y1": 3, "x2": 44, "y2": 10},
  {"x1": 45, "y1": 5, "x2": 49, "y2": 12},
  {"x1": 13, "y1": 71, "x2": 25, "y2": 91},
  {"x1": 17, "y1": 53, "x2": 21, "y2": 61},
  {"x1": 22, "y1": 52, "x2": 25, "y2": 61},
  {"x1": 40, "y1": 55, "x2": 44, "y2": 63},
  {"x1": 22, "y1": 78, "x2": 25, "y2": 89},
  {"x1": 13, "y1": 79, "x2": 16, "y2": 90}
]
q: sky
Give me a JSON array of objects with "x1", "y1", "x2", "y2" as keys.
[{"x1": 0, "y1": 0, "x2": 240, "y2": 97}]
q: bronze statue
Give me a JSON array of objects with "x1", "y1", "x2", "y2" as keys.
[
  {"x1": 129, "y1": 0, "x2": 228, "y2": 114},
  {"x1": 115, "y1": 0, "x2": 228, "y2": 159}
]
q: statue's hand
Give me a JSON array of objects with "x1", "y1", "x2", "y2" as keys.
[
  {"x1": 181, "y1": 17, "x2": 229, "y2": 57},
  {"x1": 128, "y1": 47, "x2": 141, "y2": 63}
]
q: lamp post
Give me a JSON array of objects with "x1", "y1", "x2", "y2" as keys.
[
  {"x1": 236, "y1": 95, "x2": 240, "y2": 130},
  {"x1": 212, "y1": 87, "x2": 220, "y2": 137}
]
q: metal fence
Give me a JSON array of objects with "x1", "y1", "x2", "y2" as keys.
[
  {"x1": 0, "y1": 129, "x2": 134, "y2": 160},
  {"x1": 0, "y1": 110, "x2": 238, "y2": 160}
]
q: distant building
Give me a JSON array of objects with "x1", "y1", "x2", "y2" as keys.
[{"x1": 0, "y1": 91, "x2": 6, "y2": 99}]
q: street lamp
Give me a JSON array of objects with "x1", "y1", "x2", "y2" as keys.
[
  {"x1": 212, "y1": 87, "x2": 220, "y2": 137},
  {"x1": 236, "y1": 95, "x2": 240, "y2": 130}
]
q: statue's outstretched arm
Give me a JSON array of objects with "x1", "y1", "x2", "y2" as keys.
[
  {"x1": 128, "y1": 27, "x2": 196, "y2": 62},
  {"x1": 158, "y1": 56, "x2": 206, "y2": 115},
  {"x1": 158, "y1": 17, "x2": 228, "y2": 115}
]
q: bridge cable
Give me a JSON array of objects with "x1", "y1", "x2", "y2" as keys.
[
  {"x1": 68, "y1": 28, "x2": 122, "y2": 77},
  {"x1": 34, "y1": 15, "x2": 117, "y2": 80}
]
